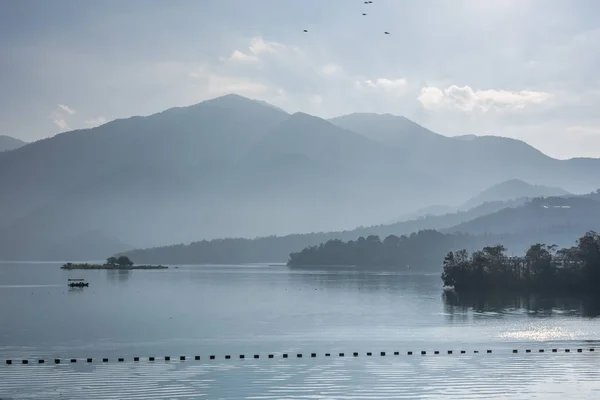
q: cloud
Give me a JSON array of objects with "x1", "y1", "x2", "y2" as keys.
[
  {"x1": 225, "y1": 36, "x2": 291, "y2": 65},
  {"x1": 358, "y1": 78, "x2": 408, "y2": 92},
  {"x1": 418, "y1": 85, "x2": 552, "y2": 112},
  {"x1": 417, "y1": 87, "x2": 446, "y2": 109},
  {"x1": 227, "y1": 50, "x2": 259, "y2": 63},
  {"x1": 85, "y1": 116, "x2": 107, "y2": 126},
  {"x1": 52, "y1": 118, "x2": 69, "y2": 130},
  {"x1": 248, "y1": 37, "x2": 286, "y2": 55},
  {"x1": 49, "y1": 104, "x2": 76, "y2": 131},
  {"x1": 58, "y1": 104, "x2": 76, "y2": 115}
]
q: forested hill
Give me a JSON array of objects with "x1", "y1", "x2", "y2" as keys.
[
  {"x1": 287, "y1": 230, "x2": 475, "y2": 270},
  {"x1": 120, "y1": 234, "x2": 333, "y2": 265},
  {"x1": 443, "y1": 196, "x2": 600, "y2": 235},
  {"x1": 118, "y1": 197, "x2": 525, "y2": 264},
  {"x1": 285, "y1": 227, "x2": 600, "y2": 270},
  {"x1": 119, "y1": 194, "x2": 600, "y2": 265}
]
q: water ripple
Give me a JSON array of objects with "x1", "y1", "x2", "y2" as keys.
[{"x1": 1, "y1": 353, "x2": 599, "y2": 399}]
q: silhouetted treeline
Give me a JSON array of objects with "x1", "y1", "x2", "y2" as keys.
[
  {"x1": 122, "y1": 227, "x2": 597, "y2": 268},
  {"x1": 442, "y1": 231, "x2": 600, "y2": 293},
  {"x1": 287, "y1": 230, "x2": 478, "y2": 270},
  {"x1": 120, "y1": 234, "x2": 335, "y2": 265}
]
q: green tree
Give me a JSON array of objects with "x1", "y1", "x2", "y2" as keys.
[
  {"x1": 116, "y1": 256, "x2": 134, "y2": 267},
  {"x1": 525, "y1": 243, "x2": 556, "y2": 287},
  {"x1": 577, "y1": 231, "x2": 600, "y2": 288}
]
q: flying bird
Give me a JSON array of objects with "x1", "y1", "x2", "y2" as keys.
[
  {"x1": 384, "y1": 31, "x2": 390, "y2": 34},
  {"x1": 303, "y1": 29, "x2": 308, "y2": 32},
  {"x1": 362, "y1": 13, "x2": 367, "y2": 15}
]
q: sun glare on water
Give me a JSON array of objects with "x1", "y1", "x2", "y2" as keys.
[{"x1": 499, "y1": 325, "x2": 579, "y2": 341}]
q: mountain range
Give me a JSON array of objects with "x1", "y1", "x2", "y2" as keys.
[
  {"x1": 388, "y1": 179, "x2": 570, "y2": 222},
  {"x1": 0, "y1": 135, "x2": 26, "y2": 152},
  {"x1": 1, "y1": 94, "x2": 600, "y2": 261},
  {"x1": 122, "y1": 192, "x2": 600, "y2": 265}
]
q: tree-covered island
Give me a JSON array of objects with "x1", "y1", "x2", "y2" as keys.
[
  {"x1": 442, "y1": 231, "x2": 600, "y2": 293},
  {"x1": 61, "y1": 256, "x2": 168, "y2": 270}
]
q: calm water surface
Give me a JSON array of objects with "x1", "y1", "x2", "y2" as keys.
[{"x1": 1, "y1": 262, "x2": 600, "y2": 399}]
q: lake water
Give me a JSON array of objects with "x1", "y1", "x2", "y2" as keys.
[{"x1": 1, "y1": 262, "x2": 600, "y2": 399}]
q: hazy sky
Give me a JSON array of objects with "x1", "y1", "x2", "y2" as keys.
[{"x1": 1, "y1": 0, "x2": 600, "y2": 159}]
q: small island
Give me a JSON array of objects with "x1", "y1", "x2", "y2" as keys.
[
  {"x1": 61, "y1": 256, "x2": 168, "y2": 270},
  {"x1": 442, "y1": 231, "x2": 600, "y2": 294}
]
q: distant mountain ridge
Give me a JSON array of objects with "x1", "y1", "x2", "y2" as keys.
[
  {"x1": 443, "y1": 196, "x2": 600, "y2": 238},
  {"x1": 389, "y1": 179, "x2": 570, "y2": 223},
  {"x1": 2, "y1": 94, "x2": 600, "y2": 260},
  {"x1": 461, "y1": 179, "x2": 571, "y2": 209},
  {"x1": 121, "y1": 191, "x2": 600, "y2": 265},
  {"x1": 0, "y1": 135, "x2": 26, "y2": 152}
]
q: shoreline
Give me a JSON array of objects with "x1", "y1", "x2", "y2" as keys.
[{"x1": 61, "y1": 264, "x2": 168, "y2": 270}]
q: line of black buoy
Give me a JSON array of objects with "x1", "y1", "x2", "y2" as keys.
[{"x1": 4, "y1": 348, "x2": 597, "y2": 365}]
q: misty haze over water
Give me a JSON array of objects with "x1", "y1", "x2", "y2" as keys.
[{"x1": 2, "y1": 0, "x2": 600, "y2": 398}]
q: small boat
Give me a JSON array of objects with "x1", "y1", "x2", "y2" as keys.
[{"x1": 68, "y1": 279, "x2": 89, "y2": 288}]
